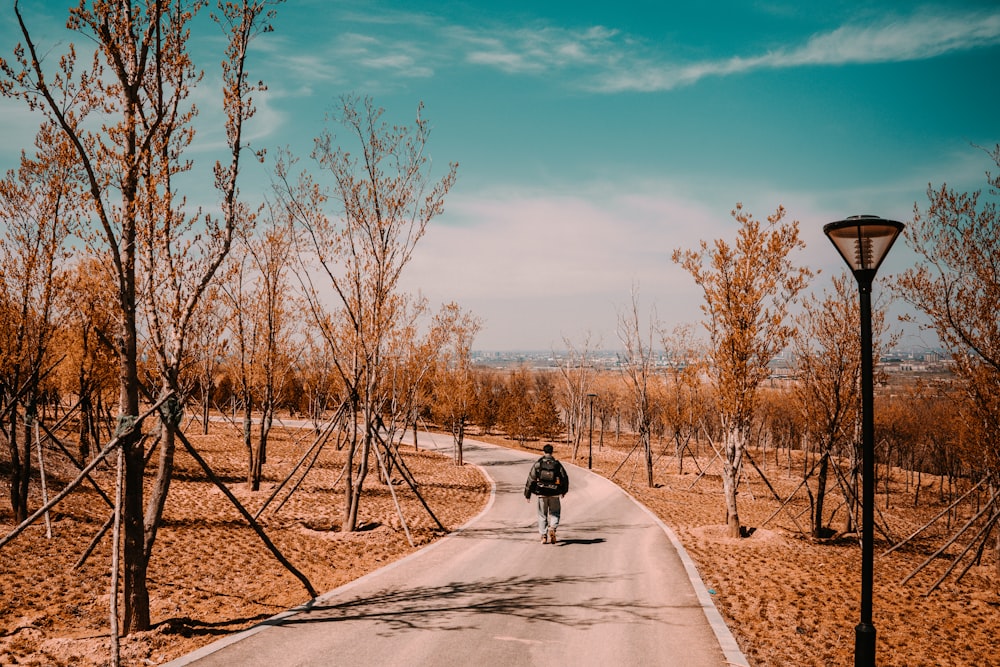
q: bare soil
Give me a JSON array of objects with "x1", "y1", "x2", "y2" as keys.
[{"x1": 2, "y1": 425, "x2": 998, "y2": 666}]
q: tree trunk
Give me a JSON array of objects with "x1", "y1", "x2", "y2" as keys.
[
  {"x1": 122, "y1": 427, "x2": 150, "y2": 632},
  {"x1": 201, "y1": 381, "x2": 211, "y2": 435},
  {"x1": 144, "y1": 390, "x2": 179, "y2": 560},
  {"x1": 343, "y1": 402, "x2": 359, "y2": 531},
  {"x1": 252, "y1": 402, "x2": 273, "y2": 491},
  {"x1": 722, "y1": 464, "x2": 741, "y2": 538},
  {"x1": 79, "y1": 391, "x2": 92, "y2": 462},
  {"x1": 722, "y1": 427, "x2": 743, "y2": 538},
  {"x1": 7, "y1": 411, "x2": 30, "y2": 523},
  {"x1": 242, "y1": 394, "x2": 254, "y2": 486},
  {"x1": 813, "y1": 451, "x2": 831, "y2": 538},
  {"x1": 643, "y1": 429, "x2": 654, "y2": 488}
]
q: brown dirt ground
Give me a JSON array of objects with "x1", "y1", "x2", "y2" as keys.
[{"x1": 2, "y1": 424, "x2": 998, "y2": 666}]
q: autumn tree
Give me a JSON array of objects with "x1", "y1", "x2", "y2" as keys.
[
  {"x1": 278, "y1": 95, "x2": 457, "y2": 532},
  {"x1": 498, "y1": 366, "x2": 535, "y2": 443},
  {"x1": 0, "y1": 124, "x2": 76, "y2": 522},
  {"x1": 896, "y1": 144, "x2": 1000, "y2": 587},
  {"x1": 660, "y1": 323, "x2": 707, "y2": 474},
  {"x1": 186, "y1": 287, "x2": 230, "y2": 435},
  {"x1": 224, "y1": 210, "x2": 297, "y2": 490},
  {"x1": 674, "y1": 204, "x2": 811, "y2": 538},
  {"x1": 296, "y1": 331, "x2": 342, "y2": 430},
  {"x1": 793, "y1": 273, "x2": 894, "y2": 537},
  {"x1": 57, "y1": 257, "x2": 118, "y2": 461},
  {"x1": 2, "y1": 0, "x2": 279, "y2": 633},
  {"x1": 430, "y1": 303, "x2": 482, "y2": 466},
  {"x1": 471, "y1": 369, "x2": 503, "y2": 435},
  {"x1": 530, "y1": 373, "x2": 564, "y2": 441}
]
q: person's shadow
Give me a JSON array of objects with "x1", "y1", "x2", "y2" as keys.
[{"x1": 556, "y1": 538, "x2": 606, "y2": 546}]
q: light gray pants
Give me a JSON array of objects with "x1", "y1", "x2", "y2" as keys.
[{"x1": 536, "y1": 496, "x2": 561, "y2": 534}]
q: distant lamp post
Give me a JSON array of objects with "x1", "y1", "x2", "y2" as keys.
[
  {"x1": 587, "y1": 393, "x2": 597, "y2": 470},
  {"x1": 823, "y1": 215, "x2": 904, "y2": 667}
]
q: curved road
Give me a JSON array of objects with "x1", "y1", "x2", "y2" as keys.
[{"x1": 168, "y1": 435, "x2": 748, "y2": 667}]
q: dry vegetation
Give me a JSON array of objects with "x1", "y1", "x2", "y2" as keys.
[
  {"x1": 0, "y1": 424, "x2": 490, "y2": 666},
  {"x1": 2, "y1": 423, "x2": 998, "y2": 666},
  {"x1": 489, "y1": 432, "x2": 1000, "y2": 667}
]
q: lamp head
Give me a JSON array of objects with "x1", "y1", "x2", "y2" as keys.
[{"x1": 823, "y1": 215, "x2": 904, "y2": 284}]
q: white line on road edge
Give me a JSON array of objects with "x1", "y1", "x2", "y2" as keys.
[{"x1": 591, "y1": 469, "x2": 751, "y2": 667}]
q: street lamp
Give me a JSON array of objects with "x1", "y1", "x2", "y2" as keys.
[
  {"x1": 823, "y1": 214, "x2": 904, "y2": 667},
  {"x1": 587, "y1": 393, "x2": 597, "y2": 470}
]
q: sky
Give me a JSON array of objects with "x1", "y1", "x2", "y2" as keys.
[{"x1": 2, "y1": 1, "x2": 999, "y2": 351}]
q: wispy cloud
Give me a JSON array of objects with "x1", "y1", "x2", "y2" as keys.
[
  {"x1": 231, "y1": 6, "x2": 1000, "y2": 106},
  {"x1": 449, "y1": 24, "x2": 619, "y2": 75},
  {"x1": 590, "y1": 9, "x2": 1000, "y2": 92}
]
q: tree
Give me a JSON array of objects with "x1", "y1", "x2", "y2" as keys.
[
  {"x1": 896, "y1": 144, "x2": 1000, "y2": 588},
  {"x1": 230, "y1": 210, "x2": 297, "y2": 490},
  {"x1": 186, "y1": 287, "x2": 230, "y2": 435},
  {"x1": 0, "y1": 124, "x2": 76, "y2": 522},
  {"x1": 660, "y1": 323, "x2": 707, "y2": 474},
  {"x1": 530, "y1": 373, "x2": 563, "y2": 441},
  {"x1": 498, "y1": 366, "x2": 534, "y2": 444},
  {"x1": 793, "y1": 273, "x2": 894, "y2": 537},
  {"x1": 430, "y1": 303, "x2": 482, "y2": 466},
  {"x1": 616, "y1": 286, "x2": 658, "y2": 488},
  {"x1": 673, "y1": 204, "x2": 811, "y2": 538},
  {"x1": 279, "y1": 95, "x2": 457, "y2": 532},
  {"x1": 57, "y1": 257, "x2": 118, "y2": 461},
  {"x1": 554, "y1": 333, "x2": 599, "y2": 461},
  {"x1": 2, "y1": 0, "x2": 278, "y2": 633}
]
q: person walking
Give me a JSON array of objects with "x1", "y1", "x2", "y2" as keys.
[{"x1": 524, "y1": 444, "x2": 569, "y2": 544}]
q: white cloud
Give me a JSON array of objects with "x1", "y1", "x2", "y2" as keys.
[
  {"x1": 592, "y1": 9, "x2": 1000, "y2": 92},
  {"x1": 398, "y1": 181, "x2": 735, "y2": 349},
  {"x1": 287, "y1": 7, "x2": 1000, "y2": 94}
]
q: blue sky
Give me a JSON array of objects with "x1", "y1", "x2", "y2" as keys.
[{"x1": 3, "y1": 1, "x2": 999, "y2": 350}]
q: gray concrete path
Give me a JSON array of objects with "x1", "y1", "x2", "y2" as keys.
[{"x1": 166, "y1": 435, "x2": 748, "y2": 667}]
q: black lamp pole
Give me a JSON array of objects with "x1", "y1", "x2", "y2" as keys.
[
  {"x1": 856, "y1": 268, "x2": 877, "y2": 667},
  {"x1": 823, "y1": 215, "x2": 904, "y2": 667}
]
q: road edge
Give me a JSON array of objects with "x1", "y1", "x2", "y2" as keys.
[
  {"x1": 162, "y1": 445, "x2": 498, "y2": 667},
  {"x1": 581, "y1": 466, "x2": 751, "y2": 667}
]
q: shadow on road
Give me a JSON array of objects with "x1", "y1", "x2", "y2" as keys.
[
  {"x1": 555, "y1": 538, "x2": 606, "y2": 546},
  {"x1": 264, "y1": 573, "x2": 675, "y2": 636},
  {"x1": 450, "y1": 520, "x2": 644, "y2": 544}
]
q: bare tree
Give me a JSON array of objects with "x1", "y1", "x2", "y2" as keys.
[
  {"x1": 616, "y1": 286, "x2": 658, "y2": 488},
  {"x1": 2, "y1": 0, "x2": 278, "y2": 632},
  {"x1": 279, "y1": 95, "x2": 457, "y2": 532},
  {"x1": 674, "y1": 204, "x2": 811, "y2": 538},
  {"x1": 554, "y1": 333, "x2": 599, "y2": 461},
  {"x1": 232, "y1": 209, "x2": 297, "y2": 490},
  {"x1": 896, "y1": 144, "x2": 1000, "y2": 589},
  {"x1": 793, "y1": 273, "x2": 894, "y2": 537},
  {"x1": 660, "y1": 323, "x2": 707, "y2": 474}
]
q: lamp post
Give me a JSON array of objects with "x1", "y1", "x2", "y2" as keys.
[
  {"x1": 587, "y1": 393, "x2": 597, "y2": 469},
  {"x1": 823, "y1": 215, "x2": 904, "y2": 667}
]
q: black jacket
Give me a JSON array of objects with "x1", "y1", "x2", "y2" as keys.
[{"x1": 524, "y1": 454, "x2": 569, "y2": 498}]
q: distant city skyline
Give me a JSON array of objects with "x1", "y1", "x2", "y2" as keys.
[{"x1": 2, "y1": 1, "x2": 997, "y2": 350}]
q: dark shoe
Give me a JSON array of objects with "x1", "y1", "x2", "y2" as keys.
[{"x1": 547, "y1": 528, "x2": 556, "y2": 544}]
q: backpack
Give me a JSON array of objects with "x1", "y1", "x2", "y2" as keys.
[{"x1": 535, "y1": 457, "x2": 561, "y2": 492}]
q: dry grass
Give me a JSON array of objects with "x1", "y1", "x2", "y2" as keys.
[
  {"x1": 2, "y1": 423, "x2": 998, "y2": 666},
  {"x1": 0, "y1": 424, "x2": 489, "y2": 666}
]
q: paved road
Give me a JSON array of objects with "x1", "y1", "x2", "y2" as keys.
[{"x1": 168, "y1": 435, "x2": 748, "y2": 667}]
